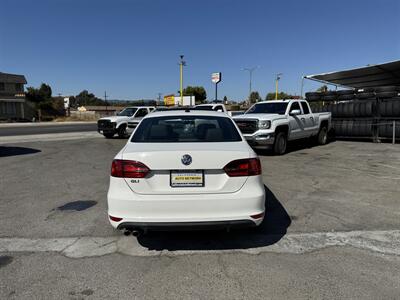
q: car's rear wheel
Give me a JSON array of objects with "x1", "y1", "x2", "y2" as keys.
[
  {"x1": 273, "y1": 132, "x2": 287, "y2": 155},
  {"x1": 103, "y1": 133, "x2": 114, "y2": 139}
]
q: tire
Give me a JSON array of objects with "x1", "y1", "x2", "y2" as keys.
[
  {"x1": 305, "y1": 92, "x2": 321, "y2": 102},
  {"x1": 103, "y1": 133, "x2": 114, "y2": 139},
  {"x1": 376, "y1": 91, "x2": 400, "y2": 99},
  {"x1": 357, "y1": 87, "x2": 375, "y2": 93},
  {"x1": 322, "y1": 91, "x2": 337, "y2": 102},
  {"x1": 375, "y1": 86, "x2": 400, "y2": 92},
  {"x1": 273, "y1": 132, "x2": 287, "y2": 155},
  {"x1": 338, "y1": 94, "x2": 355, "y2": 101},
  {"x1": 356, "y1": 92, "x2": 375, "y2": 100},
  {"x1": 117, "y1": 125, "x2": 127, "y2": 138},
  {"x1": 317, "y1": 126, "x2": 328, "y2": 145},
  {"x1": 336, "y1": 89, "x2": 355, "y2": 96},
  {"x1": 380, "y1": 100, "x2": 400, "y2": 117},
  {"x1": 337, "y1": 103, "x2": 346, "y2": 118}
]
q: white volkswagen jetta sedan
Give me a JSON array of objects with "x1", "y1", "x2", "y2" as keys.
[{"x1": 107, "y1": 109, "x2": 265, "y2": 234}]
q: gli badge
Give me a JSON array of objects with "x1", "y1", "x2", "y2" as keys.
[{"x1": 181, "y1": 154, "x2": 192, "y2": 166}]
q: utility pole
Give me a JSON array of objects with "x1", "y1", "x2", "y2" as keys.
[
  {"x1": 157, "y1": 93, "x2": 162, "y2": 105},
  {"x1": 179, "y1": 55, "x2": 186, "y2": 106},
  {"x1": 104, "y1": 91, "x2": 108, "y2": 111},
  {"x1": 275, "y1": 73, "x2": 283, "y2": 100},
  {"x1": 243, "y1": 67, "x2": 259, "y2": 104}
]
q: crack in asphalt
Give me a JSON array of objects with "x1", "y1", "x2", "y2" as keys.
[{"x1": 0, "y1": 230, "x2": 399, "y2": 259}]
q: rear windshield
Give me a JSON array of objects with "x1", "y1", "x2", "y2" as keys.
[
  {"x1": 131, "y1": 116, "x2": 242, "y2": 143},
  {"x1": 246, "y1": 103, "x2": 288, "y2": 115}
]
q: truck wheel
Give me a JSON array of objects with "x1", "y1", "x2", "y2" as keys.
[
  {"x1": 273, "y1": 132, "x2": 287, "y2": 155},
  {"x1": 117, "y1": 125, "x2": 127, "y2": 138},
  {"x1": 317, "y1": 126, "x2": 328, "y2": 145},
  {"x1": 103, "y1": 133, "x2": 114, "y2": 139}
]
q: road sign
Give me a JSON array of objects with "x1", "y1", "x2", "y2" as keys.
[
  {"x1": 164, "y1": 94, "x2": 175, "y2": 106},
  {"x1": 63, "y1": 97, "x2": 70, "y2": 109},
  {"x1": 211, "y1": 72, "x2": 222, "y2": 84}
]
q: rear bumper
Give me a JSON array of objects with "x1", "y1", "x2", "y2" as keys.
[
  {"x1": 107, "y1": 176, "x2": 265, "y2": 229},
  {"x1": 117, "y1": 220, "x2": 256, "y2": 231}
]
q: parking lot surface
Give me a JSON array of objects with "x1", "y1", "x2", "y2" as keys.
[{"x1": 1, "y1": 136, "x2": 399, "y2": 299}]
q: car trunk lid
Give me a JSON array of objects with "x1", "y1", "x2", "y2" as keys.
[{"x1": 121, "y1": 142, "x2": 250, "y2": 195}]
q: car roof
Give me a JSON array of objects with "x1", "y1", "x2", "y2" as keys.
[
  {"x1": 125, "y1": 106, "x2": 154, "y2": 109},
  {"x1": 145, "y1": 109, "x2": 229, "y2": 118},
  {"x1": 255, "y1": 99, "x2": 305, "y2": 104}
]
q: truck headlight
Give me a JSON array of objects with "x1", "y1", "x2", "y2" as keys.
[{"x1": 258, "y1": 121, "x2": 271, "y2": 129}]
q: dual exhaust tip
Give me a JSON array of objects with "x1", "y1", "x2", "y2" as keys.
[{"x1": 123, "y1": 228, "x2": 144, "y2": 237}]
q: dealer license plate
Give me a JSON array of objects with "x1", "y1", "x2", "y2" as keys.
[{"x1": 170, "y1": 170, "x2": 204, "y2": 187}]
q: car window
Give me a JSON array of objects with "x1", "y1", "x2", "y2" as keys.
[
  {"x1": 300, "y1": 102, "x2": 310, "y2": 114},
  {"x1": 118, "y1": 108, "x2": 137, "y2": 117},
  {"x1": 214, "y1": 105, "x2": 223, "y2": 112},
  {"x1": 246, "y1": 103, "x2": 288, "y2": 115},
  {"x1": 289, "y1": 102, "x2": 301, "y2": 113},
  {"x1": 135, "y1": 108, "x2": 148, "y2": 117},
  {"x1": 193, "y1": 106, "x2": 213, "y2": 111},
  {"x1": 131, "y1": 116, "x2": 242, "y2": 143}
]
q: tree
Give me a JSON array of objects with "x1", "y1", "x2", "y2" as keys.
[
  {"x1": 26, "y1": 83, "x2": 52, "y2": 104},
  {"x1": 25, "y1": 83, "x2": 57, "y2": 120},
  {"x1": 74, "y1": 90, "x2": 104, "y2": 106},
  {"x1": 265, "y1": 91, "x2": 296, "y2": 100},
  {"x1": 316, "y1": 85, "x2": 328, "y2": 93},
  {"x1": 182, "y1": 86, "x2": 207, "y2": 103},
  {"x1": 249, "y1": 91, "x2": 261, "y2": 103},
  {"x1": 223, "y1": 95, "x2": 228, "y2": 103}
]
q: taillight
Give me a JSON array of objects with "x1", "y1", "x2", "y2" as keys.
[
  {"x1": 111, "y1": 159, "x2": 150, "y2": 178},
  {"x1": 223, "y1": 158, "x2": 261, "y2": 177},
  {"x1": 109, "y1": 215, "x2": 123, "y2": 222}
]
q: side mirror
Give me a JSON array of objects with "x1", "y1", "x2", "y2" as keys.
[{"x1": 290, "y1": 109, "x2": 301, "y2": 116}]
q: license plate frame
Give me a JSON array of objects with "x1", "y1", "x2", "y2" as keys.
[{"x1": 170, "y1": 170, "x2": 204, "y2": 188}]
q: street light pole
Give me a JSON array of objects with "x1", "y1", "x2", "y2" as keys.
[
  {"x1": 300, "y1": 76, "x2": 305, "y2": 98},
  {"x1": 243, "y1": 66, "x2": 258, "y2": 103},
  {"x1": 275, "y1": 73, "x2": 283, "y2": 100},
  {"x1": 104, "y1": 91, "x2": 108, "y2": 111},
  {"x1": 179, "y1": 55, "x2": 186, "y2": 106}
]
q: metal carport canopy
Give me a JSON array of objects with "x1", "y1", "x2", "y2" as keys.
[{"x1": 304, "y1": 60, "x2": 400, "y2": 89}]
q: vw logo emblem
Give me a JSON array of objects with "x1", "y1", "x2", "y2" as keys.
[{"x1": 181, "y1": 154, "x2": 192, "y2": 166}]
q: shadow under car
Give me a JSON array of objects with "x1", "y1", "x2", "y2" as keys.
[{"x1": 135, "y1": 185, "x2": 291, "y2": 251}]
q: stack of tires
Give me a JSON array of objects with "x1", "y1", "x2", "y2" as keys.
[
  {"x1": 306, "y1": 86, "x2": 400, "y2": 141},
  {"x1": 375, "y1": 86, "x2": 400, "y2": 139}
]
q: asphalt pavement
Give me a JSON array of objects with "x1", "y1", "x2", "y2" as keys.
[
  {"x1": 0, "y1": 122, "x2": 97, "y2": 136},
  {"x1": 0, "y1": 135, "x2": 399, "y2": 299}
]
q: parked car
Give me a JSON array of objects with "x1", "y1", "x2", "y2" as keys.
[
  {"x1": 193, "y1": 103, "x2": 228, "y2": 113},
  {"x1": 233, "y1": 99, "x2": 331, "y2": 155},
  {"x1": 107, "y1": 110, "x2": 265, "y2": 235},
  {"x1": 97, "y1": 106, "x2": 155, "y2": 138}
]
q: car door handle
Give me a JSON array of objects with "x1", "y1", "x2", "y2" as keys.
[{"x1": 301, "y1": 118, "x2": 306, "y2": 122}]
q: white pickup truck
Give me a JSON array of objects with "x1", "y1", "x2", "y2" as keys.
[
  {"x1": 194, "y1": 103, "x2": 228, "y2": 113},
  {"x1": 233, "y1": 99, "x2": 331, "y2": 154},
  {"x1": 97, "y1": 106, "x2": 155, "y2": 138}
]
